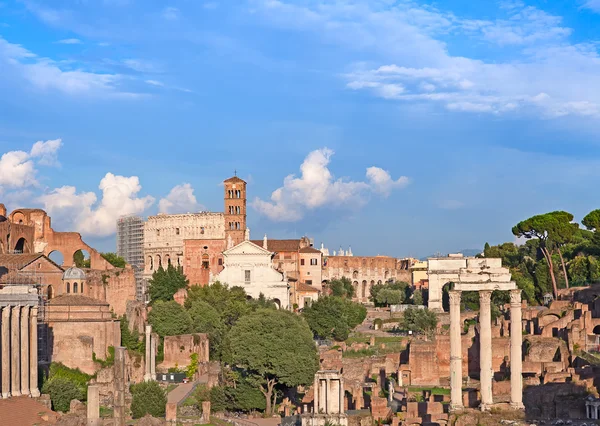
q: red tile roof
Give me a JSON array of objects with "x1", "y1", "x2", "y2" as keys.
[
  {"x1": 299, "y1": 247, "x2": 322, "y2": 254},
  {"x1": 251, "y1": 239, "x2": 302, "y2": 252},
  {"x1": 48, "y1": 295, "x2": 108, "y2": 306},
  {"x1": 223, "y1": 176, "x2": 246, "y2": 184},
  {"x1": 296, "y1": 282, "x2": 319, "y2": 293}
]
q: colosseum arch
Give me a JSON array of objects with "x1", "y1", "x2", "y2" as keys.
[{"x1": 14, "y1": 237, "x2": 30, "y2": 254}]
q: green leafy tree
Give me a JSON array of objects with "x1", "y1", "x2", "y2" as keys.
[
  {"x1": 375, "y1": 288, "x2": 404, "y2": 306},
  {"x1": 148, "y1": 264, "x2": 189, "y2": 303},
  {"x1": 583, "y1": 209, "x2": 600, "y2": 254},
  {"x1": 227, "y1": 379, "x2": 266, "y2": 412},
  {"x1": 188, "y1": 300, "x2": 226, "y2": 359},
  {"x1": 185, "y1": 281, "x2": 251, "y2": 326},
  {"x1": 399, "y1": 308, "x2": 438, "y2": 335},
  {"x1": 120, "y1": 316, "x2": 144, "y2": 354},
  {"x1": 101, "y1": 252, "x2": 126, "y2": 268},
  {"x1": 329, "y1": 277, "x2": 355, "y2": 298},
  {"x1": 229, "y1": 309, "x2": 319, "y2": 415},
  {"x1": 130, "y1": 381, "x2": 167, "y2": 418},
  {"x1": 412, "y1": 289, "x2": 424, "y2": 305},
  {"x1": 43, "y1": 377, "x2": 83, "y2": 412},
  {"x1": 512, "y1": 213, "x2": 559, "y2": 298},
  {"x1": 302, "y1": 296, "x2": 366, "y2": 341},
  {"x1": 545, "y1": 211, "x2": 578, "y2": 289},
  {"x1": 148, "y1": 300, "x2": 192, "y2": 337},
  {"x1": 73, "y1": 250, "x2": 90, "y2": 268}
]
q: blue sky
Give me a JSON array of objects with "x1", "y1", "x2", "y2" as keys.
[{"x1": 2, "y1": 0, "x2": 600, "y2": 258}]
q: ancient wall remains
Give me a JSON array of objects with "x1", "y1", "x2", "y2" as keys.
[
  {"x1": 161, "y1": 333, "x2": 209, "y2": 370},
  {"x1": 183, "y1": 238, "x2": 226, "y2": 286}
]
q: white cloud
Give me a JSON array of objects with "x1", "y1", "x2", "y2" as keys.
[
  {"x1": 0, "y1": 36, "x2": 135, "y2": 97},
  {"x1": 582, "y1": 1, "x2": 600, "y2": 12},
  {"x1": 57, "y1": 38, "x2": 82, "y2": 45},
  {"x1": 145, "y1": 79, "x2": 164, "y2": 87},
  {"x1": 30, "y1": 138, "x2": 63, "y2": 166},
  {"x1": 159, "y1": 183, "x2": 204, "y2": 214},
  {"x1": 0, "y1": 139, "x2": 63, "y2": 190},
  {"x1": 252, "y1": 0, "x2": 600, "y2": 118},
  {"x1": 122, "y1": 59, "x2": 160, "y2": 73},
  {"x1": 253, "y1": 148, "x2": 409, "y2": 221},
  {"x1": 162, "y1": 7, "x2": 180, "y2": 20},
  {"x1": 38, "y1": 173, "x2": 155, "y2": 237}
]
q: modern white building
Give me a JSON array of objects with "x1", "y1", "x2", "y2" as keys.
[{"x1": 212, "y1": 240, "x2": 290, "y2": 309}]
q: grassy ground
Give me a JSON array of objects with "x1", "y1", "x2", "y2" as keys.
[{"x1": 407, "y1": 386, "x2": 450, "y2": 395}]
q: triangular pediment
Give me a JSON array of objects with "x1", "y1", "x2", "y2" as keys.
[{"x1": 224, "y1": 240, "x2": 272, "y2": 256}]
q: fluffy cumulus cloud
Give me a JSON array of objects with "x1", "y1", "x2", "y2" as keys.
[
  {"x1": 251, "y1": 0, "x2": 600, "y2": 118},
  {"x1": 38, "y1": 173, "x2": 155, "y2": 237},
  {"x1": 159, "y1": 183, "x2": 204, "y2": 214},
  {"x1": 253, "y1": 148, "x2": 409, "y2": 221},
  {"x1": 0, "y1": 139, "x2": 63, "y2": 190}
]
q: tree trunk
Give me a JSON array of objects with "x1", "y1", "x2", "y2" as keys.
[
  {"x1": 261, "y1": 379, "x2": 277, "y2": 415},
  {"x1": 541, "y1": 247, "x2": 558, "y2": 299},
  {"x1": 558, "y1": 247, "x2": 569, "y2": 289}
]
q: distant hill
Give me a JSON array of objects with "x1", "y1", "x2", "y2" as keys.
[{"x1": 420, "y1": 248, "x2": 482, "y2": 261}]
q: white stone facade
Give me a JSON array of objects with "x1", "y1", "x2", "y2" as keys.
[
  {"x1": 213, "y1": 240, "x2": 290, "y2": 309},
  {"x1": 144, "y1": 212, "x2": 225, "y2": 274}
]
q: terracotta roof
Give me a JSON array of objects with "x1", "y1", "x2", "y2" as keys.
[
  {"x1": 0, "y1": 272, "x2": 38, "y2": 284},
  {"x1": 0, "y1": 253, "x2": 45, "y2": 270},
  {"x1": 299, "y1": 247, "x2": 322, "y2": 254},
  {"x1": 296, "y1": 282, "x2": 319, "y2": 293},
  {"x1": 47, "y1": 295, "x2": 108, "y2": 306},
  {"x1": 224, "y1": 176, "x2": 246, "y2": 184},
  {"x1": 251, "y1": 239, "x2": 301, "y2": 252}
]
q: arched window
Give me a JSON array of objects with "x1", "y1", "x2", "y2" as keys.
[
  {"x1": 66, "y1": 282, "x2": 70, "y2": 293},
  {"x1": 47, "y1": 285, "x2": 53, "y2": 300},
  {"x1": 73, "y1": 282, "x2": 78, "y2": 293},
  {"x1": 80, "y1": 284, "x2": 83, "y2": 294}
]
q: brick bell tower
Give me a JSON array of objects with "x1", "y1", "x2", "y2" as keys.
[{"x1": 223, "y1": 174, "x2": 247, "y2": 246}]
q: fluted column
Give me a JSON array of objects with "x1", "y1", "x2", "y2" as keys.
[
  {"x1": 510, "y1": 289, "x2": 524, "y2": 409},
  {"x1": 449, "y1": 290, "x2": 463, "y2": 410},
  {"x1": 20, "y1": 306, "x2": 29, "y2": 396},
  {"x1": 479, "y1": 291, "x2": 493, "y2": 410},
  {"x1": 30, "y1": 306, "x2": 39, "y2": 397},
  {"x1": 1, "y1": 307, "x2": 10, "y2": 398},
  {"x1": 10, "y1": 306, "x2": 20, "y2": 396},
  {"x1": 144, "y1": 325, "x2": 151, "y2": 382}
]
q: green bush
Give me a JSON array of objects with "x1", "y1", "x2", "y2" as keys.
[
  {"x1": 43, "y1": 377, "x2": 84, "y2": 412},
  {"x1": 130, "y1": 381, "x2": 167, "y2": 418},
  {"x1": 93, "y1": 346, "x2": 115, "y2": 368}
]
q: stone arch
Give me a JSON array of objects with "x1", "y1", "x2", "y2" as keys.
[
  {"x1": 273, "y1": 298, "x2": 281, "y2": 309},
  {"x1": 352, "y1": 271, "x2": 358, "y2": 279},
  {"x1": 73, "y1": 249, "x2": 90, "y2": 268},
  {"x1": 165, "y1": 254, "x2": 171, "y2": 266},
  {"x1": 66, "y1": 282, "x2": 70, "y2": 293},
  {"x1": 377, "y1": 280, "x2": 382, "y2": 285},
  {"x1": 384, "y1": 270, "x2": 389, "y2": 280},
  {"x1": 353, "y1": 281, "x2": 359, "y2": 296},
  {"x1": 148, "y1": 256, "x2": 154, "y2": 271},
  {"x1": 594, "y1": 325, "x2": 600, "y2": 335},
  {"x1": 14, "y1": 237, "x2": 29, "y2": 253},
  {"x1": 362, "y1": 280, "x2": 367, "y2": 298},
  {"x1": 202, "y1": 254, "x2": 209, "y2": 269},
  {"x1": 73, "y1": 282, "x2": 78, "y2": 293},
  {"x1": 49, "y1": 250, "x2": 65, "y2": 266},
  {"x1": 47, "y1": 285, "x2": 54, "y2": 300},
  {"x1": 155, "y1": 255, "x2": 162, "y2": 269}
]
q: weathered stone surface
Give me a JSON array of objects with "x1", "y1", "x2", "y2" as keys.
[
  {"x1": 137, "y1": 414, "x2": 166, "y2": 426},
  {"x1": 69, "y1": 399, "x2": 86, "y2": 415}
]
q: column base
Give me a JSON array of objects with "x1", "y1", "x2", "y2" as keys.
[
  {"x1": 1, "y1": 392, "x2": 10, "y2": 399},
  {"x1": 12, "y1": 391, "x2": 21, "y2": 397},
  {"x1": 510, "y1": 401, "x2": 524, "y2": 410},
  {"x1": 480, "y1": 403, "x2": 492, "y2": 412},
  {"x1": 144, "y1": 374, "x2": 152, "y2": 382},
  {"x1": 449, "y1": 403, "x2": 464, "y2": 412},
  {"x1": 21, "y1": 389, "x2": 30, "y2": 397},
  {"x1": 30, "y1": 389, "x2": 40, "y2": 398}
]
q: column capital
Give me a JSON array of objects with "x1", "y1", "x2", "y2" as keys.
[
  {"x1": 448, "y1": 290, "x2": 462, "y2": 305},
  {"x1": 510, "y1": 289, "x2": 522, "y2": 306},
  {"x1": 479, "y1": 290, "x2": 492, "y2": 306}
]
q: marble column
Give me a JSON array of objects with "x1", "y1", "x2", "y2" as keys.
[
  {"x1": 320, "y1": 379, "x2": 327, "y2": 414},
  {"x1": 144, "y1": 325, "x2": 151, "y2": 382},
  {"x1": 339, "y1": 378, "x2": 344, "y2": 415},
  {"x1": 10, "y1": 306, "x2": 20, "y2": 397},
  {"x1": 150, "y1": 333, "x2": 156, "y2": 379},
  {"x1": 1, "y1": 307, "x2": 10, "y2": 398},
  {"x1": 479, "y1": 291, "x2": 493, "y2": 410},
  {"x1": 313, "y1": 376, "x2": 319, "y2": 413},
  {"x1": 30, "y1": 307, "x2": 39, "y2": 398},
  {"x1": 449, "y1": 290, "x2": 464, "y2": 410},
  {"x1": 113, "y1": 347, "x2": 126, "y2": 426},
  {"x1": 510, "y1": 289, "x2": 524, "y2": 409},
  {"x1": 20, "y1": 306, "x2": 29, "y2": 396}
]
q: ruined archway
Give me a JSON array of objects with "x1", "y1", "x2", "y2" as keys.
[
  {"x1": 49, "y1": 250, "x2": 65, "y2": 266},
  {"x1": 14, "y1": 237, "x2": 29, "y2": 254},
  {"x1": 73, "y1": 249, "x2": 90, "y2": 268},
  {"x1": 273, "y1": 298, "x2": 281, "y2": 309},
  {"x1": 155, "y1": 255, "x2": 162, "y2": 269}
]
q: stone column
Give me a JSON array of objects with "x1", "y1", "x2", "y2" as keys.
[
  {"x1": 144, "y1": 325, "x2": 151, "y2": 381},
  {"x1": 1, "y1": 307, "x2": 10, "y2": 399},
  {"x1": 113, "y1": 346, "x2": 126, "y2": 426},
  {"x1": 20, "y1": 306, "x2": 29, "y2": 396},
  {"x1": 150, "y1": 333, "x2": 156, "y2": 379},
  {"x1": 87, "y1": 384, "x2": 100, "y2": 426},
  {"x1": 30, "y1": 306, "x2": 39, "y2": 398},
  {"x1": 339, "y1": 378, "x2": 344, "y2": 414},
  {"x1": 313, "y1": 376, "x2": 319, "y2": 413},
  {"x1": 11, "y1": 306, "x2": 20, "y2": 396},
  {"x1": 449, "y1": 290, "x2": 463, "y2": 410},
  {"x1": 510, "y1": 289, "x2": 524, "y2": 409},
  {"x1": 479, "y1": 291, "x2": 493, "y2": 410},
  {"x1": 320, "y1": 378, "x2": 328, "y2": 414}
]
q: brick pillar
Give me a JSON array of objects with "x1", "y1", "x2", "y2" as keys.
[
  {"x1": 11, "y1": 306, "x2": 20, "y2": 397},
  {"x1": 1, "y1": 306, "x2": 10, "y2": 398},
  {"x1": 87, "y1": 384, "x2": 101, "y2": 426},
  {"x1": 510, "y1": 289, "x2": 524, "y2": 409},
  {"x1": 30, "y1": 306, "x2": 39, "y2": 398},
  {"x1": 113, "y1": 347, "x2": 126, "y2": 426},
  {"x1": 20, "y1": 306, "x2": 29, "y2": 396},
  {"x1": 449, "y1": 290, "x2": 463, "y2": 410},
  {"x1": 479, "y1": 291, "x2": 493, "y2": 410}
]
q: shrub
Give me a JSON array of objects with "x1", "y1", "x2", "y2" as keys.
[
  {"x1": 130, "y1": 381, "x2": 167, "y2": 418},
  {"x1": 93, "y1": 346, "x2": 115, "y2": 368},
  {"x1": 43, "y1": 377, "x2": 83, "y2": 412}
]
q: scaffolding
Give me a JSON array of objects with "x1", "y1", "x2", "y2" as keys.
[{"x1": 116, "y1": 215, "x2": 146, "y2": 301}]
